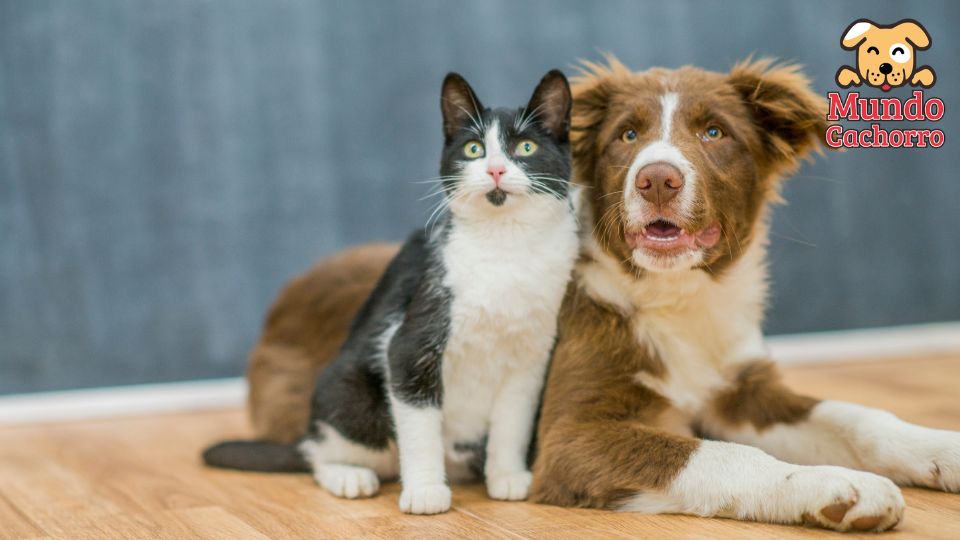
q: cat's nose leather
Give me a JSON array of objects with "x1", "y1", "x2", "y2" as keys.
[{"x1": 487, "y1": 165, "x2": 506, "y2": 185}]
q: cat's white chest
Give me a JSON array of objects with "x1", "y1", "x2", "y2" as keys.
[{"x1": 438, "y1": 208, "x2": 578, "y2": 450}]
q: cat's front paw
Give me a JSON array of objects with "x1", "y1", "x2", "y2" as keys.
[
  {"x1": 486, "y1": 470, "x2": 532, "y2": 501},
  {"x1": 399, "y1": 483, "x2": 452, "y2": 514}
]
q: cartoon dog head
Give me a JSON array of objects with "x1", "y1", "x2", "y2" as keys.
[{"x1": 837, "y1": 19, "x2": 935, "y2": 91}]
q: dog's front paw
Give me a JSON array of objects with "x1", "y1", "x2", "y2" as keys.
[
  {"x1": 486, "y1": 470, "x2": 532, "y2": 501},
  {"x1": 836, "y1": 66, "x2": 862, "y2": 87},
  {"x1": 787, "y1": 467, "x2": 904, "y2": 532},
  {"x1": 911, "y1": 67, "x2": 936, "y2": 87},
  {"x1": 399, "y1": 483, "x2": 452, "y2": 514}
]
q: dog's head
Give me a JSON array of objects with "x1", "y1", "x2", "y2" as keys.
[
  {"x1": 572, "y1": 56, "x2": 826, "y2": 274},
  {"x1": 841, "y1": 19, "x2": 931, "y2": 91}
]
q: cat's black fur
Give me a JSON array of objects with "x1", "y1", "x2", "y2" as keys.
[{"x1": 203, "y1": 71, "x2": 574, "y2": 483}]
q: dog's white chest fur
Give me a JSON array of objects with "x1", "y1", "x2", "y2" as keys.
[
  {"x1": 580, "y1": 232, "x2": 769, "y2": 416},
  {"x1": 439, "y1": 207, "x2": 578, "y2": 449}
]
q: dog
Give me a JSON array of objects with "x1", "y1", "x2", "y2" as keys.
[
  {"x1": 836, "y1": 18, "x2": 935, "y2": 91},
  {"x1": 243, "y1": 58, "x2": 960, "y2": 532}
]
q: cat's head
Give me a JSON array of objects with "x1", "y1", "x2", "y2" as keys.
[{"x1": 437, "y1": 70, "x2": 573, "y2": 218}]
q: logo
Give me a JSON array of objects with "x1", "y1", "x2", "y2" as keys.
[
  {"x1": 826, "y1": 18, "x2": 944, "y2": 149},
  {"x1": 836, "y1": 19, "x2": 935, "y2": 92}
]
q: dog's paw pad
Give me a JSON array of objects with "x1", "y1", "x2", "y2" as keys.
[
  {"x1": 851, "y1": 515, "x2": 885, "y2": 530},
  {"x1": 399, "y1": 484, "x2": 452, "y2": 514},
  {"x1": 486, "y1": 471, "x2": 532, "y2": 501},
  {"x1": 820, "y1": 502, "x2": 853, "y2": 523},
  {"x1": 315, "y1": 464, "x2": 380, "y2": 499}
]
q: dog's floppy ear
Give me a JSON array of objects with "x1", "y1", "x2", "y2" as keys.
[
  {"x1": 896, "y1": 19, "x2": 932, "y2": 49},
  {"x1": 727, "y1": 59, "x2": 828, "y2": 173},
  {"x1": 569, "y1": 54, "x2": 631, "y2": 182},
  {"x1": 841, "y1": 19, "x2": 875, "y2": 49}
]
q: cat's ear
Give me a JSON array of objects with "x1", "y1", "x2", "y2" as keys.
[
  {"x1": 441, "y1": 73, "x2": 484, "y2": 140},
  {"x1": 524, "y1": 70, "x2": 572, "y2": 141}
]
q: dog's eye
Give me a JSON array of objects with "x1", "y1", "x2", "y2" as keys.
[
  {"x1": 867, "y1": 46, "x2": 880, "y2": 55},
  {"x1": 889, "y1": 43, "x2": 911, "y2": 63},
  {"x1": 621, "y1": 129, "x2": 637, "y2": 142},
  {"x1": 463, "y1": 140, "x2": 485, "y2": 159},
  {"x1": 701, "y1": 126, "x2": 725, "y2": 142}
]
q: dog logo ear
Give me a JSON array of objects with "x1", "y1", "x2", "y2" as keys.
[
  {"x1": 841, "y1": 19, "x2": 875, "y2": 49},
  {"x1": 897, "y1": 20, "x2": 932, "y2": 49}
]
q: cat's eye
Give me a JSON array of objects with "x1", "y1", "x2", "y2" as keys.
[
  {"x1": 463, "y1": 140, "x2": 485, "y2": 159},
  {"x1": 621, "y1": 129, "x2": 638, "y2": 142},
  {"x1": 515, "y1": 140, "x2": 538, "y2": 157},
  {"x1": 701, "y1": 126, "x2": 725, "y2": 142}
]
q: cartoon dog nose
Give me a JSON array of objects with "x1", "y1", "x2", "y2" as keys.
[
  {"x1": 636, "y1": 162, "x2": 684, "y2": 206},
  {"x1": 879, "y1": 63, "x2": 893, "y2": 75}
]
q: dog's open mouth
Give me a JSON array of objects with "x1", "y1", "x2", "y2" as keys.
[{"x1": 626, "y1": 219, "x2": 722, "y2": 254}]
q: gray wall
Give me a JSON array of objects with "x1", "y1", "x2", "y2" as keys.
[{"x1": 2, "y1": 0, "x2": 958, "y2": 394}]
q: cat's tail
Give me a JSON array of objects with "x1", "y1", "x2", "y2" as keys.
[{"x1": 202, "y1": 439, "x2": 310, "y2": 473}]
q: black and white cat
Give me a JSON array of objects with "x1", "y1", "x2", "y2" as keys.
[{"x1": 204, "y1": 70, "x2": 580, "y2": 514}]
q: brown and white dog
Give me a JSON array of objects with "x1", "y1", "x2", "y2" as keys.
[
  {"x1": 244, "y1": 58, "x2": 960, "y2": 532},
  {"x1": 528, "y1": 56, "x2": 960, "y2": 532}
]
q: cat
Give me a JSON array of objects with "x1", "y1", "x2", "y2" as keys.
[{"x1": 203, "y1": 70, "x2": 579, "y2": 515}]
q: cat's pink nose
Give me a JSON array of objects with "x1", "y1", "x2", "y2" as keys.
[{"x1": 487, "y1": 165, "x2": 506, "y2": 185}]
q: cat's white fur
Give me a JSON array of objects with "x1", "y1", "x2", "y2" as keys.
[{"x1": 395, "y1": 120, "x2": 578, "y2": 512}]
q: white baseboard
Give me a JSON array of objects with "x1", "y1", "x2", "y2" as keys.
[
  {"x1": 0, "y1": 378, "x2": 246, "y2": 426},
  {"x1": 767, "y1": 321, "x2": 960, "y2": 364},
  {"x1": 0, "y1": 322, "x2": 957, "y2": 425}
]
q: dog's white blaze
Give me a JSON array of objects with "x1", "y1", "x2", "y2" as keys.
[
  {"x1": 844, "y1": 21, "x2": 873, "y2": 41},
  {"x1": 621, "y1": 92, "x2": 699, "y2": 270},
  {"x1": 659, "y1": 92, "x2": 679, "y2": 140}
]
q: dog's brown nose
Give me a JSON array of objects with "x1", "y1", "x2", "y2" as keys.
[{"x1": 636, "y1": 162, "x2": 684, "y2": 206}]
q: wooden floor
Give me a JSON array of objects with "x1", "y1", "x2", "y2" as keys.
[{"x1": 2, "y1": 356, "x2": 960, "y2": 539}]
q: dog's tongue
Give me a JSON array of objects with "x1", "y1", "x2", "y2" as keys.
[{"x1": 881, "y1": 83, "x2": 891, "y2": 92}]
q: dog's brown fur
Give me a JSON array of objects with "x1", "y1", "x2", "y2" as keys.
[{"x1": 247, "y1": 243, "x2": 397, "y2": 442}]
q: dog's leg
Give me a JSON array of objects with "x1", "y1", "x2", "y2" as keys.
[
  {"x1": 704, "y1": 360, "x2": 960, "y2": 493},
  {"x1": 531, "y1": 417, "x2": 903, "y2": 532},
  {"x1": 911, "y1": 67, "x2": 936, "y2": 87},
  {"x1": 835, "y1": 66, "x2": 862, "y2": 87}
]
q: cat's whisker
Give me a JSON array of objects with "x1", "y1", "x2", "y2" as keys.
[
  {"x1": 515, "y1": 102, "x2": 546, "y2": 133},
  {"x1": 411, "y1": 176, "x2": 461, "y2": 185},
  {"x1": 443, "y1": 98, "x2": 485, "y2": 138}
]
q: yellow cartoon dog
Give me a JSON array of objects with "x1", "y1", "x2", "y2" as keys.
[{"x1": 836, "y1": 19, "x2": 936, "y2": 91}]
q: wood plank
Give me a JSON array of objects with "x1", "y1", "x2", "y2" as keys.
[{"x1": 0, "y1": 356, "x2": 958, "y2": 538}]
